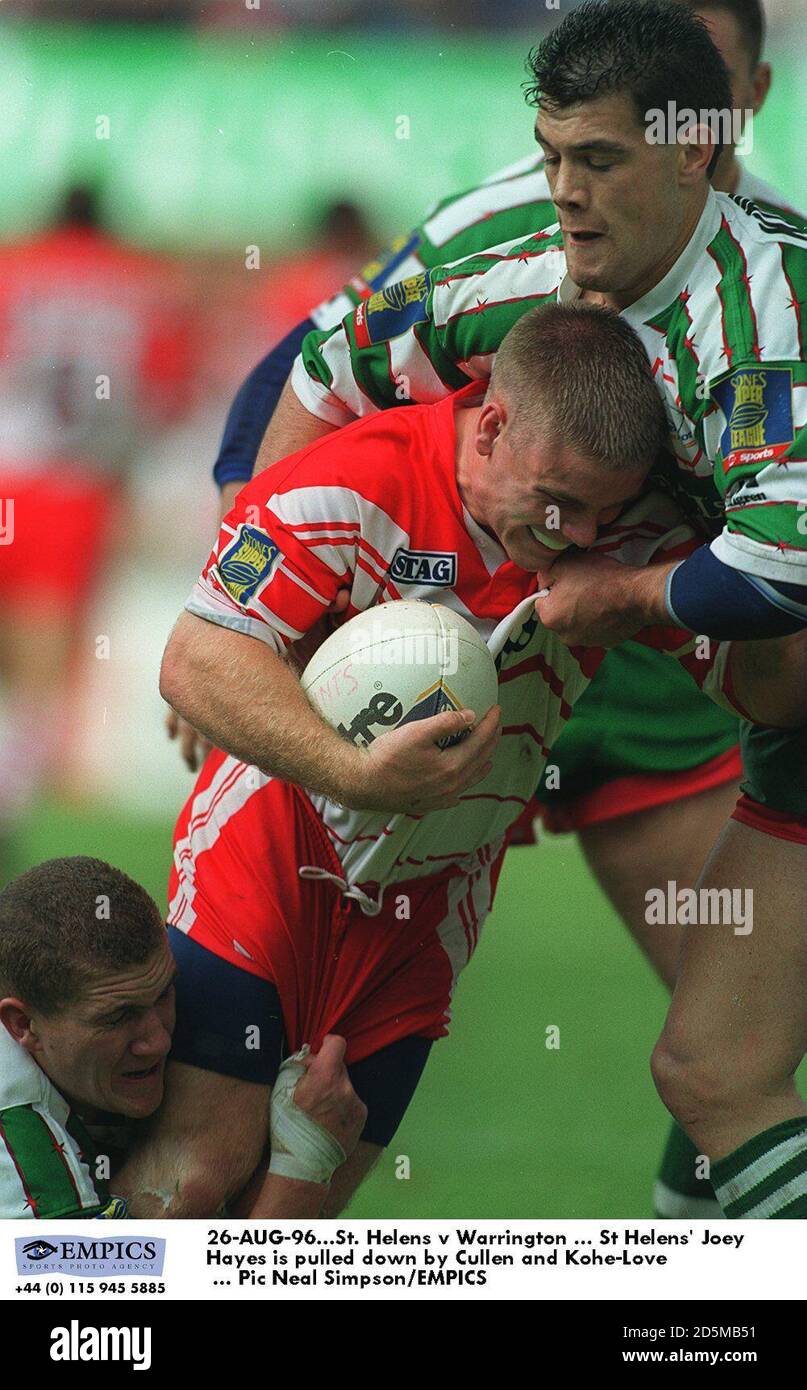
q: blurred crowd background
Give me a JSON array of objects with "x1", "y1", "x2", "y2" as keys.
[
  {"x1": 0, "y1": 0, "x2": 805, "y2": 858},
  {"x1": 3, "y1": 0, "x2": 805, "y2": 27}
]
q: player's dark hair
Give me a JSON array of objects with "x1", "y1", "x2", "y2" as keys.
[
  {"x1": 0, "y1": 857, "x2": 165, "y2": 1014},
  {"x1": 524, "y1": 0, "x2": 734, "y2": 175},
  {"x1": 676, "y1": 0, "x2": 765, "y2": 70},
  {"x1": 489, "y1": 303, "x2": 668, "y2": 473}
]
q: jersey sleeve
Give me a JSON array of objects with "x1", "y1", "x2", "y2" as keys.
[
  {"x1": 0, "y1": 1104, "x2": 109, "y2": 1219},
  {"x1": 187, "y1": 470, "x2": 363, "y2": 653},
  {"x1": 291, "y1": 227, "x2": 565, "y2": 425},
  {"x1": 708, "y1": 356, "x2": 807, "y2": 586},
  {"x1": 308, "y1": 151, "x2": 553, "y2": 333}
]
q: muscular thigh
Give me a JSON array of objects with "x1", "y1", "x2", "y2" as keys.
[
  {"x1": 666, "y1": 821, "x2": 807, "y2": 1080},
  {"x1": 579, "y1": 778, "x2": 741, "y2": 990}
]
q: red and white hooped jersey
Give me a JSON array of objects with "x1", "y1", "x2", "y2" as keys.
[{"x1": 187, "y1": 384, "x2": 737, "y2": 910}]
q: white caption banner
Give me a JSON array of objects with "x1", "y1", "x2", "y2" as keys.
[{"x1": 1, "y1": 1219, "x2": 804, "y2": 1302}]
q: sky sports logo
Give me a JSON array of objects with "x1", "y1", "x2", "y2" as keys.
[{"x1": 50, "y1": 1320, "x2": 152, "y2": 1371}]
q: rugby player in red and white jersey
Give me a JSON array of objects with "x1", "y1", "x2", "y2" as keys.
[
  {"x1": 129, "y1": 305, "x2": 790, "y2": 1218},
  {"x1": 171, "y1": 0, "x2": 802, "y2": 1219}
]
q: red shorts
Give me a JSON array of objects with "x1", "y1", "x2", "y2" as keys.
[
  {"x1": 731, "y1": 792, "x2": 807, "y2": 845},
  {"x1": 531, "y1": 746, "x2": 744, "y2": 837},
  {"x1": 0, "y1": 465, "x2": 120, "y2": 615},
  {"x1": 168, "y1": 749, "x2": 505, "y2": 1065}
]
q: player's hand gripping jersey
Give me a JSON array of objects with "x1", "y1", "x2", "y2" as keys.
[{"x1": 185, "y1": 387, "x2": 738, "y2": 915}]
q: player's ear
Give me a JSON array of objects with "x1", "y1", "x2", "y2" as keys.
[
  {"x1": 0, "y1": 998, "x2": 39, "y2": 1053},
  {"x1": 750, "y1": 62, "x2": 772, "y2": 116},
  {"x1": 676, "y1": 125, "x2": 714, "y2": 187},
  {"x1": 476, "y1": 398, "x2": 506, "y2": 458}
]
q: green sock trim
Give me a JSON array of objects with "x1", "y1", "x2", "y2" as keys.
[
  {"x1": 724, "y1": 1149, "x2": 807, "y2": 1214},
  {"x1": 713, "y1": 1117, "x2": 807, "y2": 1219},
  {"x1": 658, "y1": 1121, "x2": 714, "y2": 1197},
  {"x1": 712, "y1": 1116, "x2": 807, "y2": 1185}
]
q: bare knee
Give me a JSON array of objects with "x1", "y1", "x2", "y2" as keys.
[{"x1": 651, "y1": 1026, "x2": 739, "y2": 1129}]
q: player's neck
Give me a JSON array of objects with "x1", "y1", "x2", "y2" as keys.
[
  {"x1": 583, "y1": 189, "x2": 709, "y2": 312},
  {"x1": 453, "y1": 403, "x2": 487, "y2": 526}
]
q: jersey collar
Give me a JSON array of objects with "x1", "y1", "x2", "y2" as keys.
[{"x1": 619, "y1": 190, "x2": 723, "y2": 326}]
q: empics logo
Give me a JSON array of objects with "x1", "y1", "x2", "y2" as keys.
[
  {"x1": 50, "y1": 1321, "x2": 152, "y2": 1371},
  {"x1": 15, "y1": 1234, "x2": 165, "y2": 1277},
  {"x1": 22, "y1": 1239, "x2": 57, "y2": 1262}
]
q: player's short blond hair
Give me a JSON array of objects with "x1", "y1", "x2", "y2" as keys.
[{"x1": 488, "y1": 302, "x2": 668, "y2": 473}]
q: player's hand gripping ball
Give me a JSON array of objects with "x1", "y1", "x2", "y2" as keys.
[{"x1": 301, "y1": 599, "x2": 498, "y2": 749}]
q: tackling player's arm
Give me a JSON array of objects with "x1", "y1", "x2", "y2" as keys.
[
  {"x1": 533, "y1": 532, "x2": 807, "y2": 648},
  {"x1": 253, "y1": 375, "x2": 337, "y2": 476},
  {"x1": 533, "y1": 504, "x2": 807, "y2": 729},
  {"x1": 257, "y1": 230, "x2": 557, "y2": 470}
]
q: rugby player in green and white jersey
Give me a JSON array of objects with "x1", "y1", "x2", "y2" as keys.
[
  {"x1": 0, "y1": 860, "x2": 174, "y2": 1219},
  {"x1": 253, "y1": 1, "x2": 807, "y2": 1221},
  {"x1": 0, "y1": 858, "x2": 366, "y2": 1220}
]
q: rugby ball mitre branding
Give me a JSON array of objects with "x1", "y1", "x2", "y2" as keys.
[{"x1": 300, "y1": 600, "x2": 498, "y2": 749}]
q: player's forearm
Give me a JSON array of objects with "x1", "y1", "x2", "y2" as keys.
[
  {"x1": 213, "y1": 317, "x2": 317, "y2": 491},
  {"x1": 243, "y1": 1172, "x2": 329, "y2": 1219},
  {"x1": 254, "y1": 378, "x2": 337, "y2": 474},
  {"x1": 609, "y1": 560, "x2": 676, "y2": 628},
  {"x1": 535, "y1": 554, "x2": 675, "y2": 646},
  {"x1": 160, "y1": 611, "x2": 361, "y2": 799}
]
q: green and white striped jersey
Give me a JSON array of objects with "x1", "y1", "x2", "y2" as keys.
[
  {"x1": 295, "y1": 187, "x2": 807, "y2": 586},
  {"x1": 309, "y1": 152, "x2": 803, "y2": 335},
  {"x1": 0, "y1": 1025, "x2": 125, "y2": 1219},
  {"x1": 309, "y1": 152, "x2": 557, "y2": 333}
]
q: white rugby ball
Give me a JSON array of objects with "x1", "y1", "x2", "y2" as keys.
[{"x1": 301, "y1": 600, "x2": 498, "y2": 748}]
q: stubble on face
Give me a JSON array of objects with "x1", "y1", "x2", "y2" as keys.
[
  {"x1": 35, "y1": 946, "x2": 176, "y2": 1119},
  {"x1": 536, "y1": 93, "x2": 707, "y2": 308}
]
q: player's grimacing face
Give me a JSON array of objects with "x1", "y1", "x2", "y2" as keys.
[
  {"x1": 30, "y1": 943, "x2": 176, "y2": 1119},
  {"x1": 536, "y1": 93, "x2": 691, "y2": 303},
  {"x1": 473, "y1": 403, "x2": 648, "y2": 571}
]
